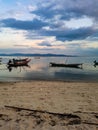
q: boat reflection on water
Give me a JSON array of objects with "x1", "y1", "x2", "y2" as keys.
[{"x1": 7, "y1": 64, "x2": 30, "y2": 72}]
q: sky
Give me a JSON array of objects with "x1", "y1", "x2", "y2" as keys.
[{"x1": 0, "y1": 0, "x2": 98, "y2": 55}]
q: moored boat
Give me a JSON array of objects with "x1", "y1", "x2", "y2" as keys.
[
  {"x1": 50, "y1": 62, "x2": 83, "y2": 68},
  {"x1": 7, "y1": 58, "x2": 31, "y2": 67},
  {"x1": 13, "y1": 58, "x2": 29, "y2": 62},
  {"x1": 94, "y1": 60, "x2": 98, "y2": 67}
]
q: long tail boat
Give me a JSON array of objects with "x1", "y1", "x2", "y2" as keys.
[
  {"x1": 94, "y1": 60, "x2": 98, "y2": 67},
  {"x1": 50, "y1": 62, "x2": 83, "y2": 68},
  {"x1": 7, "y1": 58, "x2": 31, "y2": 67},
  {"x1": 12, "y1": 58, "x2": 29, "y2": 62}
]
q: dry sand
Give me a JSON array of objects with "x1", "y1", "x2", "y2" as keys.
[{"x1": 0, "y1": 81, "x2": 98, "y2": 130}]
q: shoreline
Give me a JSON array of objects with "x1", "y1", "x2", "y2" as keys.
[{"x1": 1, "y1": 78, "x2": 98, "y2": 83}]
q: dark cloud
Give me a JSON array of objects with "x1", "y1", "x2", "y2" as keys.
[
  {"x1": 0, "y1": 18, "x2": 48, "y2": 30},
  {"x1": 25, "y1": 26, "x2": 96, "y2": 41},
  {"x1": 31, "y1": 3, "x2": 74, "y2": 21},
  {"x1": 92, "y1": 31, "x2": 98, "y2": 37},
  {"x1": 31, "y1": 0, "x2": 98, "y2": 20},
  {"x1": 38, "y1": 27, "x2": 95, "y2": 41},
  {"x1": 32, "y1": 4, "x2": 56, "y2": 19},
  {"x1": 56, "y1": 27, "x2": 95, "y2": 41}
]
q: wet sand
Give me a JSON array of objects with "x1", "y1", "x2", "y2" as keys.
[{"x1": 0, "y1": 81, "x2": 98, "y2": 130}]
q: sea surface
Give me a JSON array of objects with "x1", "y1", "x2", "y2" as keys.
[{"x1": 0, "y1": 56, "x2": 98, "y2": 82}]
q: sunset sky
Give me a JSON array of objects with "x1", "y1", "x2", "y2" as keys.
[{"x1": 0, "y1": 0, "x2": 98, "y2": 55}]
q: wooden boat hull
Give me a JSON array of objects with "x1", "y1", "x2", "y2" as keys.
[
  {"x1": 13, "y1": 58, "x2": 29, "y2": 62},
  {"x1": 8, "y1": 59, "x2": 31, "y2": 67},
  {"x1": 50, "y1": 62, "x2": 83, "y2": 68}
]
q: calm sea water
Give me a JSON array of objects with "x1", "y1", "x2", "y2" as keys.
[{"x1": 0, "y1": 56, "x2": 98, "y2": 82}]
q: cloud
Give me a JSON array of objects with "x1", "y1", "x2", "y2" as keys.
[
  {"x1": 31, "y1": 0, "x2": 98, "y2": 21},
  {"x1": 0, "y1": 0, "x2": 98, "y2": 43},
  {"x1": 0, "y1": 17, "x2": 97, "y2": 42},
  {"x1": 0, "y1": 18, "x2": 48, "y2": 30},
  {"x1": 32, "y1": 3, "x2": 57, "y2": 20},
  {"x1": 39, "y1": 27, "x2": 95, "y2": 41},
  {"x1": 27, "y1": 5, "x2": 37, "y2": 12},
  {"x1": 38, "y1": 41, "x2": 52, "y2": 47},
  {"x1": 29, "y1": 26, "x2": 98, "y2": 42},
  {"x1": 56, "y1": 27, "x2": 95, "y2": 41}
]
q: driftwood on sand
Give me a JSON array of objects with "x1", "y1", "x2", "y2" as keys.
[{"x1": 4, "y1": 105, "x2": 98, "y2": 126}]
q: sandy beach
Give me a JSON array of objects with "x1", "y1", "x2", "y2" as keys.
[{"x1": 0, "y1": 81, "x2": 98, "y2": 130}]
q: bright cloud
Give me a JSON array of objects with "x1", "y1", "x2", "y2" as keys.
[{"x1": 65, "y1": 17, "x2": 93, "y2": 29}]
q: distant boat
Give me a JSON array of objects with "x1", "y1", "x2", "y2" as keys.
[
  {"x1": 50, "y1": 62, "x2": 83, "y2": 68},
  {"x1": 94, "y1": 60, "x2": 98, "y2": 67},
  {"x1": 7, "y1": 58, "x2": 31, "y2": 67}
]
